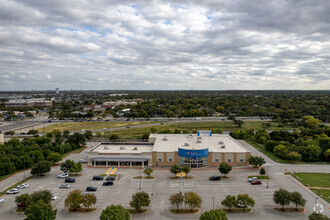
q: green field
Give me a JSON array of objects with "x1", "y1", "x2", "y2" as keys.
[
  {"x1": 292, "y1": 173, "x2": 330, "y2": 188},
  {"x1": 310, "y1": 189, "x2": 330, "y2": 203},
  {"x1": 39, "y1": 121, "x2": 160, "y2": 132}
]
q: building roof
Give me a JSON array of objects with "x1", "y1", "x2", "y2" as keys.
[
  {"x1": 150, "y1": 134, "x2": 250, "y2": 153},
  {"x1": 89, "y1": 143, "x2": 153, "y2": 154}
]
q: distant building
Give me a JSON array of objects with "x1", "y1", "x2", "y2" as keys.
[
  {"x1": 83, "y1": 105, "x2": 112, "y2": 112},
  {"x1": 5, "y1": 99, "x2": 52, "y2": 108},
  {"x1": 103, "y1": 99, "x2": 142, "y2": 107}
]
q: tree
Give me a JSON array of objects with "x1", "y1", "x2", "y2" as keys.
[
  {"x1": 27, "y1": 129, "x2": 38, "y2": 135},
  {"x1": 273, "y1": 189, "x2": 292, "y2": 210},
  {"x1": 182, "y1": 166, "x2": 191, "y2": 178},
  {"x1": 67, "y1": 133, "x2": 86, "y2": 147},
  {"x1": 31, "y1": 190, "x2": 52, "y2": 204},
  {"x1": 63, "y1": 130, "x2": 70, "y2": 138},
  {"x1": 290, "y1": 191, "x2": 306, "y2": 210},
  {"x1": 300, "y1": 144, "x2": 322, "y2": 162},
  {"x1": 130, "y1": 191, "x2": 150, "y2": 212},
  {"x1": 65, "y1": 190, "x2": 83, "y2": 211},
  {"x1": 170, "y1": 164, "x2": 181, "y2": 177},
  {"x1": 236, "y1": 194, "x2": 255, "y2": 211},
  {"x1": 301, "y1": 115, "x2": 320, "y2": 129},
  {"x1": 287, "y1": 151, "x2": 302, "y2": 161},
  {"x1": 248, "y1": 156, "x2": 266, "y2": 167},
  {"x1": 60, "y1": 159, "x2": 75, "y2": 174},
  {"x1": 47, "y1": 153, "x2": 62, "y2": 164},
  {"x1": 100, "y1": 205, "x2": 130, "y2": 220},
  {"x1": 308, "y1": 212, "x2": 330, "y2": 220},
  {"x1": 234, "y1": 120, "x2": 244, "y2": 127},
  {"x1": 259, "y1": 167, "x2": 266, "y2": 176},
  {"x1": 218, "y1": 163, "x2": 232, "y2": 177},
  {"x1": 70, "y1": 162, "x2": 82, "y2": 175},
  {"x1": 5, "y1": 131, "x2": 14, "y2": 136},
  {"x1": 184, "y1": 192, "x2": 202, "y2": 211},
  {"x1": 144, "y1": 167, "x2": 153, "y2": 177},
  {"x1": 109, "y1": 134, "x2": 120, "y2": 141},
  {"x1": 141, "y1": 133, "x2": 150, "y2": 140},
  {"x1": 221, "y1": 195, "x2": 237, "y2": 211},
  {"x1": 200, "y1": 209, "x2": 227, "y2": 220},
  {"x1": 169, "y1": 192, "x2": 184, "y2": 211},
  {"x1": 81, "y1": 193, "x2": 97, "y2": 210},
  {"x1": 15, "y1": 194, "x2": 31, "y2": 210},
  {"x1": 273, "y1": 145, "x2": 289, "y2": 159},
  {"x1": 84, "y1": 130, "x2": 93, "y2": 140},
  {"x1": 30, "y1": 161, "x2": 51, "y2": 176},
  {"x1": 24, "y1": 200, "x2": 57, "y2": 220}
]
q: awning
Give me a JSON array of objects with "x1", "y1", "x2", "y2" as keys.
[{"x1": 92, "y1": 158, "x2": 148, "y2": 162}]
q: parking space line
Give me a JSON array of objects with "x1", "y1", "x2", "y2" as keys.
[
  {"x1": 105, "y1": 167, "x2": 113, "y2": 175},
  {"x1": 109, "y1": 167, "x2": 118, "y2": 175}
]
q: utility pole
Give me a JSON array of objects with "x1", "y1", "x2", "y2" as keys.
[
  {"x1": 23, "y1": 158, "x2": 26, "y2": 180},
  {"x1": 266, "y1": 164, "x2": 269, "y2": 188},
  {"x1": 212, "y1": 197, "x2": 215, "y2": 210},
  {"x1": 139, "y1": 167, "x2": 142, "y2": 191}
]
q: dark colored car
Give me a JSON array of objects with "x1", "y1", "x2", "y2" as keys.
[
  {"x1": 102, "y1": 181, "x2": 114, "y2": 186},
  {"x1": 86, "y1": 186, "x2": 97, "y2": 191},
  {"x1": 209, "y1": 176, "x2": 221, "y2": 181},
  {"x1": 93, "y1": 176, "x2": 104, "y2": 181},
  {"x1": 251, "y1": 179, "x2": 262, "y2": 185},
  {"x1": 105, "y1": 176, "x2": 116, "y2": 181},
  {"x1": 65, "y1": 177, "x2": 76, "y2": 183}
]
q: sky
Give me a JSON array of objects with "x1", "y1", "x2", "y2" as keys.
[{"x1": 0, "y1": 0, "x2": 329, "y2": 91}]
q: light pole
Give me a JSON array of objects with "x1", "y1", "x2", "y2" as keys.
[
  {"x1": 139, "y1": 167, "x2": 142, "y2": 191},
  {"x1": 212, "y1": 197, "x2": 215, "y2": 210},
  {"x1": 266, "y1": 164, "x2": 269, "y2": 188},
  {"x1": 23, "y1": 158, "x2": 26, "y2": 180}
]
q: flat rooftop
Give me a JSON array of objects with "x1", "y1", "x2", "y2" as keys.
[
  {"x1": 150, "y1": 134, "x2": 250, "y2": 153},
  {"x1": 89, "y1": 142, "x2": 153, "y2": 154}
]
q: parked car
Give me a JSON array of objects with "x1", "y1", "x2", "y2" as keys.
[
  {"x1": 251, "y1": 179, "x2": 262, "y2": 185},
  {"x1": 93, "y1": 176, "x2": 103, "y2": 181},
  {"x1": 81, "y1": 192, "x2": 89, "y2": 196},
  {"x1": 102, "y1": 181, "x2": 113, "y2": 186},
  {"x1": 6, "y1": 188, "x2": 20, "y2": 194},
  {"x1": 17, "y1": 183, "x2": 29, "y2": 188},
  {"x1": 65, "y1": 177, "x2": 76, "y2": 183},
  {"x1": 51, "y1": 195, "x2": 58, "y2": 200},
  {"x1": 86, "y1": 186, "x2": 97, "y2": 191},
  {"x1": 209, "y1": 176, "x2": 221, "y2": 181},
  {"x1": 59, "y1": 184, "x2": 70, "y2": 189},
  {"x1": 79, "y1": 159, "x2": 87, "y2": 163},
  {"x1": 248, "y1": 177, "x2": 259, "y2": 182},
  {"x1": 17, "y1": 202, "x2": 25, "y2": 208},
  {"x1": 0, "y1": 198, "x2": 4, "y2": 204},
  {"x1": 237, "y1": 202, "x2": 247, "y2": 208},
  {"x1": 105, "y1": 176, "x2": 116, "y2": 181},
  {"x1": 57, "y1": 173, "x2": 69, "y2": 178}
]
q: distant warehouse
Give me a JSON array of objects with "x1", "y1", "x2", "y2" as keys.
[{"x1": 87, "y1": 131, "x2": 251, "y2": 168}]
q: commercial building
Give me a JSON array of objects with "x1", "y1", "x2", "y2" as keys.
[
  {"x1": 87, "y1": 131, "x2": 251, "y2": 168},
  {"x1": 5, "y1": 99, "x2": 52, "y2": 107}
]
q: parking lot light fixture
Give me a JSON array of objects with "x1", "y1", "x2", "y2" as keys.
[{"x1": 212, "y1": 197, "x2": 215, "y2": 210}]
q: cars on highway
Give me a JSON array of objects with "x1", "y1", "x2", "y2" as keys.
[
  {"x1": 65, "y1": 177, "x2": 76, "y2": 183},
  {"x1": 93, "y1": 176, "x2": 104, "y2": 181},
  {"x1": 57, "y1": 173, "x2": 69, "y2": 178},
  {"x1": 17, "y1": 183, "x2": 29, "y2": 188},
  {"x1": 251, "y1": 179, "x2": 262, "y2": 185},
  {"x1": 6, "y1": 188, "x2": 20, "y2": 194},
  {"x1": 59, "y1": 184, "x2": 70, "y2": 189},
  {"x1": 51, "y1": 195, "x2": 58, "y2": 200},
  {"x1": 102, "y1": 181, "x2": 113, "y2": 186},
  {"x1": 86, "y1": 186, "x2": 97, "y2": 191},
  {"x1": 209, "y1": 176, "x2": 221, "y2": 181},
  {"x1": 0, "y1": 198, "x2": 4, "y2": 204},
  {"x1": 248, "y1": 177, "x2": 259, "y2": 182}
]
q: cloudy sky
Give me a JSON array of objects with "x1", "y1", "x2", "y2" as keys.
[{"x1": 0, "y1": 0, "x2": 329, "y2": 90}]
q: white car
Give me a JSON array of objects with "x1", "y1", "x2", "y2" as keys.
[
  {"x1": 81, "y1": 192, "x2": 89, "y2": 196},
  {"x1": 6, "y1": 188, "x2": 20, "y2": 194},
  {"x1": 59, "y1": 184, "x2": 70, "y2": 189},
  {"x1": 51, "y1": 195, "x2": 58, "y2": 200},
  {"x1": 248, "y1": 177, "x2": 259, "y2": 182},
  {"x1": 57, "y1": 173, "x2": 69, "y2": 178},
  {"x1": 0, "y1": 198, "x2": 4, "y2": 204},
  {"x1": 79, "y1": 159, "x2": 87, "y2": 163},
  {"x1": 17, "y1": 183, "x2": 29, "y2": 188}
]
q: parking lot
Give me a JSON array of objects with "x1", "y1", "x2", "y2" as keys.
[{"x1": 0, "y1": 141, "x2": 328, "y2": 220}]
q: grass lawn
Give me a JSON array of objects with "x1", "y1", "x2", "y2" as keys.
[
  {"x1": 248, "y1": 175, "x2": 270, "y2": 180},
  {"x1": 39, "y1": 121, "x2": 161, "y2": 132},
  {"x1": 310, "y1": 189, "x2": 330, "y2": 203},
  {"x1": 291, "y1": 173, "x2": 330, "y2": 188},
  {"x1": 100, "y1": 121, "x2": 293, "y2": 139}
]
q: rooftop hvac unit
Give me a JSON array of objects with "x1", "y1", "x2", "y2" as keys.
[
  {"x1": 184, "y1": 143, "x2": 189, "y2": 146},
  {"x1": 187, "y1": 134, "x2": 193, "y2": 138},
  {"x1": 133, "y1": 147, "x2": 138, "y2": 150},
  {"x1": 197, "y1": 137, "x2": 202, "y2": 139},
  {"x1": 104, "y1": 146, "x2": 109, "y2": 150},
  {"x1": 197, "y1": 140, "x2": 201, "y2": 143},
  {"x1": 221, "y1": 145, "x2": 225, "y2": 149},
  {"x1": 163, "y1": 138, "x2": 167, "y2": 141},
  {"x1": 219, "y1": 141, "x2": 223, "y2": 144},
  {"x1": 120, "y1": 146, "x2": 125, "y2": 150}
]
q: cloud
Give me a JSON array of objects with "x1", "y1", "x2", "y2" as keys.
[{"x1": 0, "y1": 0, "x2": 329, "y2": 90}]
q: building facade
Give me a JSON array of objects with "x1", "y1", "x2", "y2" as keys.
[{"x1": 87, "y1": 131, "x2": 251, "y2": 168}]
